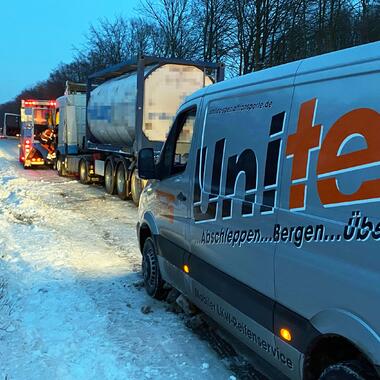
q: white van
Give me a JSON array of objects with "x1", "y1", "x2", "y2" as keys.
[{"x1": 137, "y1": 41, "x2": 380, "y2": 380}]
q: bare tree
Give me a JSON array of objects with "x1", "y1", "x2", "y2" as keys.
[
  {"x1": 125, "y1": 18, "x2": 157, "y2": 57},
  {"x1": 355, "y1": 0, "x2": 380, "y2": 43},
  {"x1": 76, "y1": 16, "x2": 130, "y2": 72},
  {"x1": 232, "y1": 0, "x2": 290, "y2": 74},
  {"x1": 140, "y1": 0, "x2": 200, "y2": 58},
  {"x1": 2, "y1": 0, "x2": 380, "y2": 117},
  {"x1": 192, "y1": 0, "x2": 235, "y2": 62}
]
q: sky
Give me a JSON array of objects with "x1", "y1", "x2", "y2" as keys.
[{"x1": 0, "y1": 0, "x2": 140, "y2": 103}]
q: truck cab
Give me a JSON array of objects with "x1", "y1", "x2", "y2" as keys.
[{"x1": 55, "y1": 83, "x2": 87, "y2": 168}]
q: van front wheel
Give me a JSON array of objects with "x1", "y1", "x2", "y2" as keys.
[
  {"x1": 142, "y1": 237, "x2": 167, "y2": 300},
  {"x1": 319, "y1": 360, "x2": 377, "y2": 380}
]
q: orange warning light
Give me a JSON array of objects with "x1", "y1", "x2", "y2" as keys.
[{"x1": 280, "y1": 328, "x2": 292, "y2": 342}]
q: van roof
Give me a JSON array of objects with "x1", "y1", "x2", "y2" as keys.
[{"x1": 185, "y1": 41, "x2": 380, "y2": 103}]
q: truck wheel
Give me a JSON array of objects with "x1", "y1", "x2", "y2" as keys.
[
  {"x1": 104, "y1": 160, "x2": 115, "y2": 195},
  {"x1": 142, "y1": 238, "x2": 167, "y2": 300},
  {"x1": 116, "y1": 163, "x2": 128, "y2": 200},
  {"x1": 319, "y1": 360, "x2": 377, "y2": 380},
  {"x1": 131, "y1": 169, "x2": 143, "y2": 206},
  {"x1": 79, "y1": 160, "x2": 90, "y2": 184}
]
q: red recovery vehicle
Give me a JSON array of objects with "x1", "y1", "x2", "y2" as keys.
[{"x1": 19, "y1": 99, "x2": 57, "y2": 168}]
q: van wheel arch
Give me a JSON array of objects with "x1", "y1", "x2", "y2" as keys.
[
  {"x1": 139, "y1": 223, "x2": 152, "y2": 253},
  {"x1": 304, "y1": 334, "x2": 377, "y2": 380}
]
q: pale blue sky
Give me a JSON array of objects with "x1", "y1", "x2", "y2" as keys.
[{"x1": 0, "y1": 0, "x2": 140, "y2": 103}]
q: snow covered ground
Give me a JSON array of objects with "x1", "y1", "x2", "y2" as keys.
[{"x1": 0, "y1": 139, "x2": 239, "y2": 380}]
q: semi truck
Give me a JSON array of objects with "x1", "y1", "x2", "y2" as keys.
[
  {"x1": 55, "y1": 56, "x2": 224, "y2": 204},
  {"x1": 19, "y1": 99, "x2": 56, "y2": 168}
]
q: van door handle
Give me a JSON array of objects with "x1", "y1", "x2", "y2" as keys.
[{"x1": 177, "y1": 192, "x2": 187, "y2": 202}]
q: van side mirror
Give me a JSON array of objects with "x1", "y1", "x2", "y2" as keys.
[{"x1": 138, "y1": 148, "x2": 157, "y2": 179}]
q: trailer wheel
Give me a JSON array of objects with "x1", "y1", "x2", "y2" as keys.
[
  {"x1": 79, "y1": 160, "x2": 90, "y2": 185},
  {"x1": 57, "y1": 156, "x2": 65, "y2": 176},
  {"x1": 131, "y1": 169, "x2": 143, "y2": 206},
  {"x1": 142, "y1": 237, "x2": 167, "y2": 300},
  {"x1": 116, "y1": 163, "x2": 128, "y2": 200},
  {"x1": 104, "y1": 160, "x2": 115, "y2": 195}
]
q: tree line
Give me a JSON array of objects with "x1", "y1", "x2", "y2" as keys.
[{"x1": 1, "y1": 0, "x2": 380, "y2": 126}]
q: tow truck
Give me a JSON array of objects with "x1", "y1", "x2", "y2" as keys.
[{"x1": 19, "y1": 99, "x2": 57, "y2": 168}]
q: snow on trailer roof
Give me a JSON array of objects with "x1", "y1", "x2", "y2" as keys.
[
  {"x1": 88, "y1": 55, "x2": 224, "y2": 82},
  {"x1": 185, "y1": 41, "x2": 380, "y2": 103}
]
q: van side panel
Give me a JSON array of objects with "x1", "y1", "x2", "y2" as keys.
[
  {"x1": 139, "y1": 43, "x2": 380, "y2": 380},
  {"x1": 188, "y1": 71, "x2": 305, "y2": 378},
  {"x1": 276, "y1": 58, "x2": 380, "y2": 366}
]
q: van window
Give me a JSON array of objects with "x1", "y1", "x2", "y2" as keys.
[
  {"x1": 174, "y1": 111, "x2": 195, "y2": 167},
  {"x1": 160, "y1": 107, "x2": 196, "y2": 178}
]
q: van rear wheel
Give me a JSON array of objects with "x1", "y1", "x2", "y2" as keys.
[
  {"x1": 142, "y1": 238, "x2": 167, "y2": 300},
  {"x1": 319, "y1": 360, "x2": 377, "y2": 380}
]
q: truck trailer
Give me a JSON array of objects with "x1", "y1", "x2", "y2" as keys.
[{"x1": 55, "y1": 56, "x2": 224, "y2": 204}]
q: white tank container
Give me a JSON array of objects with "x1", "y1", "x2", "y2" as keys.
[{"x1": 87, "y1": 64, "x2": 213, "y2": 146}]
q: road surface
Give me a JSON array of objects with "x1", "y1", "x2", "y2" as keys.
[{"x1": 0, "y1": 139, "x2": 239, "y2": 380}]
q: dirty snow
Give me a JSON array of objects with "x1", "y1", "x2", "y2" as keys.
[{"x1": 0, "y1": 139, "x2": 235, "y2": 379}]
